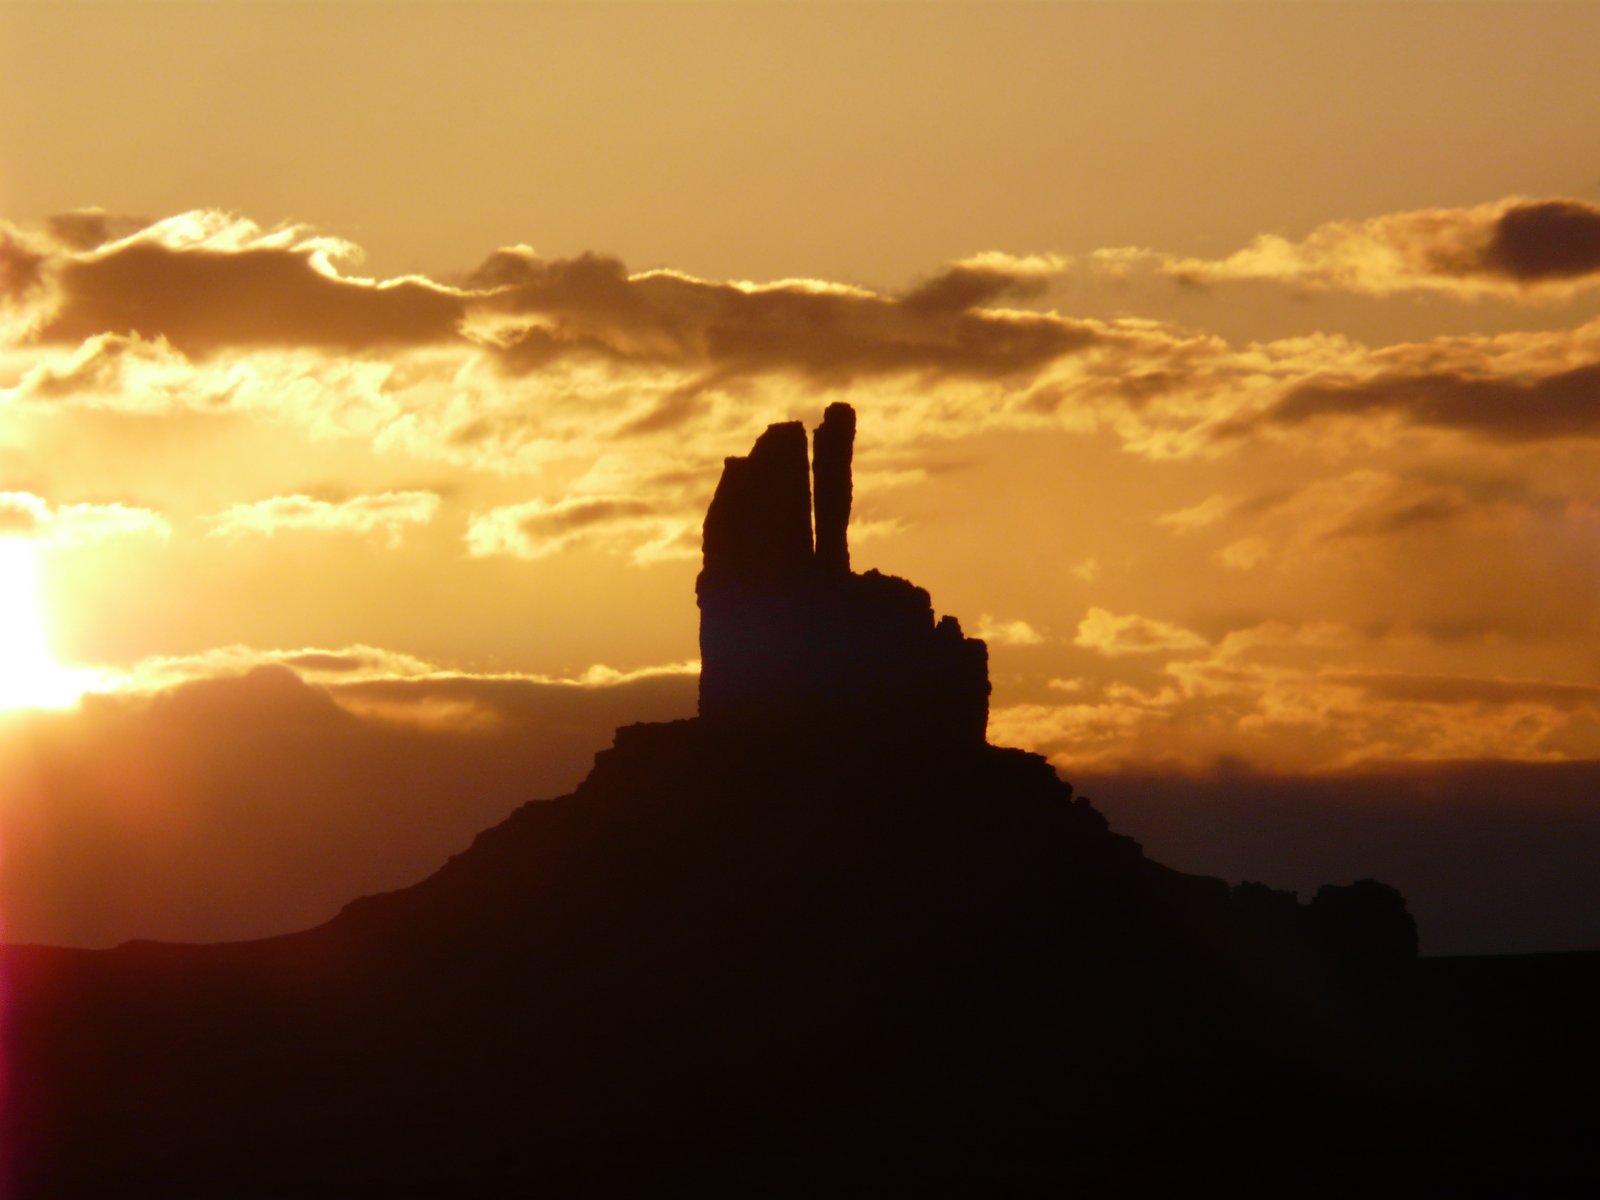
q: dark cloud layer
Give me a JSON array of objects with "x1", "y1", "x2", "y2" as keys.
[
  {"x1": 1253, "y1": 361, "x2": 1600, "y2": 443},
  {"x1": 1, "y1": 229, "x2": 48, "y2": 305},
  {"x1": 1482, "y1": 200, "x2": 1600, "y2": 282},
  {"x1": 521, "y1": 496, "x2": 657, "y2": 535},
  {"x1": 43, "y1": 209, "x2": 150, "y2": 253},
  {"x1": 900, "y1": 262, "x2": 1052, "y2": 314},
  {"x1": 22, "y1": 215, "x2": 1101, "y2": 391},
  {"x1": 1337, "y1": 674, "x2": 1600, "y2": 711},
  {"x1": 40, "y1": 241, "x2": 465, "y2": 355},
  {"x1": 475, "y1": 248, "x2": 1097, "y2": 383}
]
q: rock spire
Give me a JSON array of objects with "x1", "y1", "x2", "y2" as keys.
[
  {"x1": 695, "y1": 404, "x2": 989, "y2": 742},
  {"x1": 812, "y1": 402, "x2": 855, "y2": 576}
]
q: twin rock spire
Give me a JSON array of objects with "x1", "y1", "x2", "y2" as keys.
[{"x1": 695, "y1": 403, "x2": 990, "y2": 744}]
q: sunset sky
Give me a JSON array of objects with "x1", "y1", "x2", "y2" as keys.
[{"x1": 4, "y1": 1, "x2": 1600, "y2": 954}]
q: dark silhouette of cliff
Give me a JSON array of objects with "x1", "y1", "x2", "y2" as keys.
[{"x1": 5, "y1": 406, "x2": 1596, "y2": 1196}]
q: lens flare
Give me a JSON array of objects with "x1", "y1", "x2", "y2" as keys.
[{"x1": 0, "y1": 537, "x2": 100, "y2": 710}]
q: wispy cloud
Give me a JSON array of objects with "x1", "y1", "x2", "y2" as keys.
[
  {"x1": 0, "y1": 491, "x2": 170, "y2": 545},
  {"x1": 465, "y1": 495, "x2": 695, "y2": 564},
  {"x1": 205, "y1": 491, "x2": 441, "y2": 546},
  {"x1": 1096, "y1": 197, "x2": 1600, "y2": 302},
  {"x1": 975, "y1": 614, "x2": 1045, "y2": 646},
  {"x1": 1074, "y1": 607, "x2": 1207, "y2": 657},
  {"x1": 998, "y1": 617, "x2": 1600, "y2": 773}
]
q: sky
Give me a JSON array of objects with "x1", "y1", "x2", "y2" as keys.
[{"x1": 3, "y1": 0, "x2": 1600, "y2": 954}]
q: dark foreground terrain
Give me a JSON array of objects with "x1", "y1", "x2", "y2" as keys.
[
  {"x1": 7, "y1": 407, "x2": 1596, "y2": 1195},
  {"x1": 7, "y1": 726, "x2": 1597, "y2": 1195}
]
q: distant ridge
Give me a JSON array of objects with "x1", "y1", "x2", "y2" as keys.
[{"x1": 10, "y1": 406, "x2": 1595, "y2": 1196}]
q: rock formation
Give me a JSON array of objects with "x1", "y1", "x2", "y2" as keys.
[{"x1": 697, "y1": 403, "x2": 989, "y2": 743}]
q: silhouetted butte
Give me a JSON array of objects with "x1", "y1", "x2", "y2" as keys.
[{"x1": 10, "y1": 405, "x2": 1588, "y2": 1197}]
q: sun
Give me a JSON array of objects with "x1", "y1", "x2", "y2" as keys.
[{"x1": 0, "y1": 536, "x2": 100, "y2": 710}]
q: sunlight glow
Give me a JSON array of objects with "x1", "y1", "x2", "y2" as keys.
[{"x1": 0, "y1": 537, "x2": 101, "y2": 710}]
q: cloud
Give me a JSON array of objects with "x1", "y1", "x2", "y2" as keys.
[
  {"x1": 17, "y1": 203, "x2": 1600, "y2": 484},
  {"x1": 1328, "y1": 672, "x2": 1600, "y2": 712},
  {"x1": 1, "y1": 223, "x2": 52, "y2": 337},
  {"x1": 1204, "y1": 470, "x2": 1521, "y2": 572},
  {"x1": 9, "y1": 331, "x2": 202, "y2": 407},
  {"x1": 115, "y1": 643, "x2": 443, "y2": 691},
  {"x1": 15, "y1": 209, "x2": 1101, "y2": 390},
  {"x1": 1159, "y1": 468, "x2": 1600, "y2": 654},
  {"x1": 53, "y1": 502, "x2": 173, "y2": 545},
  {"x1": 35, "y1": 211, "x2": 467, "y2": 356},
  {"x1": 205, "y1": 491, "x2": 441, "y2": 546},
  {"x1": 1, "y1": 226, "x2": 48, "y2": 302},
  {"x1": 1156, "y1": 493, "x2": 1234, "y2": 532},
  {"x1": 1251, "y1": 359, "x2": 1600, "y2": 444},
  {"x1": 465, "y1": 494, "x2": 695, "y2": 564},
  {"x1": 470, "y1": 246, "x2": 1100, "y2": 384},
  {"x1": 1111, "y1": 197, "x2": 1600, "y2": 302},
  {"x1": 1217, "y1": 537, "x2": 1271, "y2": 571},
  {"x1": 328, "y1": 661, "x2": 702, "y2": 729},
  {"x1": 0, "y1": 492, "x2": 48, "y2": 536},
  {"x1": 1074, "y1": 607, "x2": 1207, "y2": 657},
  {"x1": 12, "y1": 203, "x2": 1600, "y2": 508},
  {"x1": 974, "y1": 614, "x2": 1045, "y2": 646},
  {"x1": 900, "y1": 252, "x2": 1068, "y2": 313},
  {"x1": 0, "y1": 655, "x2": 697, "y2": 947},
  {"x1": 25, "y1": 207, "x2": 1538, "y2": 477},
  {"x1": 43, "y1": 208, "x2": 151, "y2": 252},
  {"x1": 112, "y1": 642, "x2": 700, "y2": 695},
  {"x1": 1482, "y1": 200, "x2": 1600, "y2": 283},
  {"x1": 1027, "y1": 323, "x2": 1375, "y2": 460},
  {"x1": 0, "y1": 491, "x2": 169, "y2": 545},
  {"x1": 995, "y1": 615, "x2": 1600, "y2": 776},
  {"x1": 2, "y1": 211, "x2": 1136, "y2": 479}
]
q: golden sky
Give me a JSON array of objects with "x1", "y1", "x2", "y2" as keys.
[{"x1": 4, "y1": 1, "x2": 1600, "y2": 953}]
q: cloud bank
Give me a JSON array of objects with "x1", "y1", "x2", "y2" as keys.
[
  {"x1": 0, "y1": 650, "x2": 697, "y2": 947},
  {"x1": 1105, "y1": 197, "x2": 1600, "y2": 302}
]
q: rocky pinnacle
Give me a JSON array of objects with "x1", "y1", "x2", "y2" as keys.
[{"x1": 812, "y1": 402, "x2": 855, "y2": 576}]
